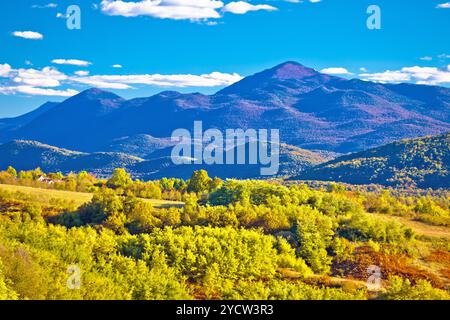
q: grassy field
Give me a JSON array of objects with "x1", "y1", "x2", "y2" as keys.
[
  {"x1": 0, "y1": 184, "x2": 184, "y2": 209},
  {"x1": 372, "y1": 213, "x2": 450, "y2": 240}
]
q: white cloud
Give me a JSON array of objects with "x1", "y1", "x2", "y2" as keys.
[
  {"x1": 359, "y1": 70, "x2": 411, "y2": 83},
  {"x1": 0, "y1": 64, "x2": 12, "y2": 77},
  {"x1": 71, "y1": 71, "x2": 243, "y2": 89},
  {"x1": 12, "y1": 31, "x2": 44, "y2": 40},
  {"x1": 320, "y1": 67, "x2": 353, "y2": 75},
  {"x1": 0, "y1": 63, "x2": 243, "y2": 96},
  {"x1": 359, "y1": 66, "x2": 450, "y2": 85},
  {"x1": 100, "y1": 0, "x2": 224, "y2": 20},
  {"x1": 100, "y1": 0, "x2": 277, "y2": 20},
  {"x1": 56, "y1": 12, "x2": 68, "y2": 18},
  {"x1": 436, "y1": 2, "x2": 450, "y2": 8},
  {"x1": 0, "y1": 86, "x2": 79, "y2": 97},
  {"x1": 438, "y1": 54, "x2": 450, "y2": 59},
  {"x1": 112, "y1": 64, "x2": 123, "y2": 68},
  {"x1": 12, "y1": 67, "x2": 68, "y2": 87},
  {"x1": 74, "y1": 70, "x2": 90, "y2": 76},
  {"x1": 31, "y1": 3, "x2": 57, "y2": 9},
  {"x1": 420, "y1": 56, "x2": 433, "y2": 61},
  {"x1": 51, "y1": 59, "x2": 92, "y2": 66},
  {"x1": 222, "y1": 2, "x2": 277, "y2": 14}
]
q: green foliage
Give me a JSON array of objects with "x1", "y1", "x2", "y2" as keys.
[
  {"x1": 295, "y1": 207, "x2": 335, "y2": 274},
  {"x1": 123, "y1": 226, "x2": 310, "y2": 283},
  {"x1": 107, "y1": 168, "x2": 133, "y2": 190},
  {"x1": 380, "y1": 276, "x2": 450, "y2": 300},
  {"x1": 0, "y1": 168, "x2": 448, "y2": 300},
  {"x1": 300, "y1": 133, "x2": 450, "y2": 189},
  {"x1": 339, "y1": 212, "x2": 414, "y2": 243},
  {"x1": 187, "y1": 170, "x2": 212, "y2": 193}
]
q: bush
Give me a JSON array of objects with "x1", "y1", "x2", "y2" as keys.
[{"x1": 380, "y1": 276, "x2": 450, "y2": 300}]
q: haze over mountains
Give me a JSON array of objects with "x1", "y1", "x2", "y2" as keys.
[{"x1": 0, "y1": 61, "x2": 449, "y2": 183}]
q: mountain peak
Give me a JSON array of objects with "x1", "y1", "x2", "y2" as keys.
[
  {"x1": 216, "y1": 61, "x2": 326, "y2": 96},
  {"x1": 75, "y1": 88, "x2": 124, "y2": 101},
  {"x1": 269, "y1": 61, "x2": 320, "y2": 80}
]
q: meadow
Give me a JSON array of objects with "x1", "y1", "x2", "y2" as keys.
[{"x1": 0, "y1": 167, "x2": 449, "y2": 300}]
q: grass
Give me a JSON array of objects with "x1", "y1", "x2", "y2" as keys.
[
  {"x1": 372, "y1": 213, "x2": 450, "y2": 240},
  {"x1": 0, "y1": 184, "x2": 184, "y2": 209}
]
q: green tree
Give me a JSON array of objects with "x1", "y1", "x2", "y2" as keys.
[
  {"x1": 6, "y1": 166, "x2": 17, "y2": 178},
  {"x1": 107, "y1": 168, "x2": 133, "y2": 189},
  {"x1": 187, "y1": 170, "x2": 212, "y2": 193},
  {"x1": 295, "y1": 207, "x2": 334, "y2": 274}
]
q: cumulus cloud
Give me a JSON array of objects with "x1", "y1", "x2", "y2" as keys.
[
  {"x1": 112, "y1": 64, "x2": 123, "y2": 68},
  {"x1": 222, "y1": 2, "x2": 277, "y2": 14},
  {"x1": 0, "y1": 63, "x2": 243, "y2": 96},
  {"x1": 12, "y1": 67, "x2": 68, "y2": 87},
  {"x1": 101, "y1": 0, "x2": 224, "y2": 20},
  {"x1": 100, "y1": 0, "x2": 277, "y2": 21},
  {"x1": 359, "y1": 66, "x2": 450, "y2": 85},
  {"x1": 52, "y1": 59, "x2": 92, "y2": 66},
  {"x1": 12, "y1": 31, "x2": 44, "y2": 40},
  {"x1": 320, "y1": 67, "x2": 352, "y2": 75}
]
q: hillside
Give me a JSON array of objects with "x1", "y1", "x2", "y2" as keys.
[
  {"x1": 1, "y1": 62, "x2": 449, "y2": 154},
  {"x1": 0, "y1": 140, "x2": 144, "y2": 175},
  {"x1": 0, "y1": 140, "x2": 330, "y2": 179},
  {"x1": 295, "y1": 133, "x2": 450, "y2": 189}
]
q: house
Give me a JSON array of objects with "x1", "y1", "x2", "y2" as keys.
[{"x1": 38, "y1": 176, "x2": 63, "y2": 184}]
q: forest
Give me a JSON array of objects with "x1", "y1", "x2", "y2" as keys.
[{"x1": 0, "y1": 167, "x2": 449, "y2": 300}]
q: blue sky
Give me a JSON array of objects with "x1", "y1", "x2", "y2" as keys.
[{"x1": 0, "y1": 0, "x2": 449, "y2": 117}]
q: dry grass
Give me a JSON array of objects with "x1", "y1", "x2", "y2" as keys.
[
  {"x1": 0, "y1": 183, "x2": 184, "y2": 209},
  {"x1": 372, "y1": 213, "x2": 450, "y2": 240}
]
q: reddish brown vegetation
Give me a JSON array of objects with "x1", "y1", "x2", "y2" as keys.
[{"x1": 333, "y1": 246, "x2": 444, "y2": 288}]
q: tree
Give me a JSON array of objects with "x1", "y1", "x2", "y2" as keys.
[
  {"x1": 6, "y1": 166, "x2": 17, "y2": 178},
  {"x1": 209, "y1": 177, "x2": 223, "y2": 192},
  {"x1": 187, "y1": 170, "x2": 212, "y2": 193},
  {"x1": 107, "y1": 168, "x2": 133, "y2": 189},
  {"x1": 295, "y1": 207, "x2": 334, "y2": 274}
]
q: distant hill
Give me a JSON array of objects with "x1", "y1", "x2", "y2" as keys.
[
  {"x1": 1, "y1": 61, "x2": 449, "y2": 155},
  {"x1": 0, "y1": 140, "x2": 330, "y2": 179},
  {"x1": 0, "y1": 140, "x2": 144, "y2": 175},
  {"x1": 295, "y1": 133, "x2": 450, "y2": 189},
  {"x1": 105, "y1": 134, "x2": 175, "y2": 158}
]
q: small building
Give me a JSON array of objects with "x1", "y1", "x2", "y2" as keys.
[{"x1": 38, "y1": 176, "x2": 63, "y2": 184}]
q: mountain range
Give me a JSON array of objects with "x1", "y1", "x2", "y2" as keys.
[
  {"x1": 0, "y1": 61, "x2": 449, "y2": 184},
  {"x1": 0, "y1": 140, "x2": 331, "y2": 179},
  {"x1": 1, "y1": 61, "x2": 449, "y2": 154}
]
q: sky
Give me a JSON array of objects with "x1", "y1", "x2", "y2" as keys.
[{"x1": 0, "y1": 0, "x2": 449, "y2": 117}]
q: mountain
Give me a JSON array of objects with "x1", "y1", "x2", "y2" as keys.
[
  {"x1": 0, "y1": 140, "x2": 144, "y2": 175},
  {"x1": 0, "y1": 102, "x2": 59, "y2": 131},
  {"x1": 1, "y1": 62, "x2": 449, "y2": 155},
  {"x1": 2, "y1": 88, "x2": 125, "y2": 150},
  {"x1": 295, "y1": 133, "x2": 450, "y2": 189},
  {"x1": 130, "y1": 143, "x2": 333, "y2": 180},
  {"x1": 0, "y1": 140, "x2": 330, "y2": 180},
  {"x1": 105, "y1": 134, "x2": 176, "y2": 158}
]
